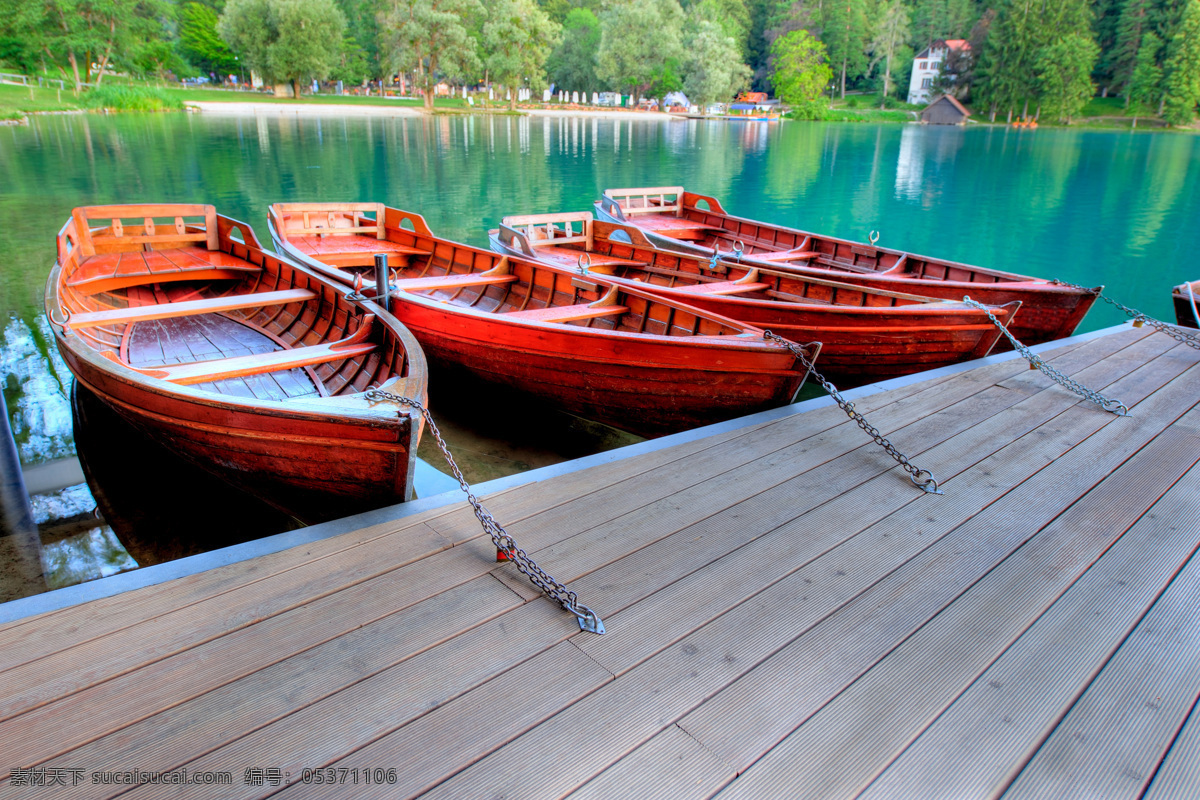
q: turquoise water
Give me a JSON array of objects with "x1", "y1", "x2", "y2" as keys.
[{"x1": 2, "y1": 113, "x2": 1198, "y2": 469}]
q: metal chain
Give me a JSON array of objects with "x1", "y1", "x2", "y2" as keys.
[
  {"x1": 365, "y1": 388, "x2": 605, "y2": 634},
  {"x1": 962, "y1": 297, "x2": 1129, "y2": 416},
  {"x1": 762, "y1": 331, "x2": 944, "y2": 495},
  {"x1": 1051, "y1": 279, "x2": 1200, "y2": 351}
]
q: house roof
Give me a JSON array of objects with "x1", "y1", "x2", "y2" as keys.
[
  {"x1": 915, "y1": 39, "x2": 972, "y2": 59},
  {"x1": 924, "y1": 94, "x2": 971, "y2": 117}
]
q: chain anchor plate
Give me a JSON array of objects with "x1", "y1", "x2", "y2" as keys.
[
  {"x1": 963, "y1": 296, "x2": 1129, "y2": 416},
  {"x1": 365, "y1": 388, "x2": 605, "y2": 634},
  {"x1": 1051, "y1": 280, "x2": 1200, "y2": 352},
  {"x1": 762, "y1": 331, "x2": 944, "y2": 495}
]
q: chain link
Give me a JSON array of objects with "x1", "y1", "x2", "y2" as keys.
[
  {"x1": 365, "y1": 388, "x2": 605, "y2": 634},
  {"x1": 962, "y1": 296, "x2": 1129, "y2": 416},
  {"x1": 762, "y1": 331, "x2": 944, "y2": 495},
  {"x1": 1051, "y1": 280, "x2": 1200, "y2": 351}
]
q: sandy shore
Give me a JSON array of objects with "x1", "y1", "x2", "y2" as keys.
[{"x1": 185, "y1": 101, "x2": 679, "y2": 121}]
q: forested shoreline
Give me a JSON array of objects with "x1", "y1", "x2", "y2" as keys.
[{"x1": 0, "y1": 0, "x2": 1197, "y2": 126}]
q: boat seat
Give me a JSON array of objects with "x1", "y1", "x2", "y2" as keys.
[
  {"x1": 534, "y1": 246, "x2": 646, "y2": 269},
  {"x1": 65, "y1": 289, "x2": 318, "y2": 330},
  {"x1": 110, "y1": 315, "x2": 377, "y2": 385},
  {"x1": 66, "y1": 246, "x2": 261, "y2": 295},
  {"x1": 398, "y1": 260, "x2": 516, "y2": 293},
  {"x1": 749, "y1": 249, "x2": 819, "y2": 262},
  {"x1": 670, "y1": 279, "x2": 771, "y2": 296},
  {"x1": 503, "y1": 303, "x2": 630, "y2": 324}
]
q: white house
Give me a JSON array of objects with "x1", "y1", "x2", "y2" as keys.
[{"x1": 907, "y1": 39, "x2": 969, "y2": 105}]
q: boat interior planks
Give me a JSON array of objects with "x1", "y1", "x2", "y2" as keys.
[{"x1": 3, "y1": 324, "x2": 1199, "y2": 800}]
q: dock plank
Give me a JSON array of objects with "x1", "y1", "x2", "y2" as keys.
[
  {"x1": 705, "y1": 414, "x2": 1200, "y2": 800},
  {"x1": 998, "y1": 475, "x2": 1200, "y2": 800}
]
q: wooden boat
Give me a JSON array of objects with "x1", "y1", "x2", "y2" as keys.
[
  {"x1": 47, "y1": 204, "x2": 428, "y2": 524},
  {"x1": 1172, "y1": 280, "x2": 1200, "y2": 329},
  {"x1": 594, "y1": 186, "x2": 1099, "y2": 346},
  {"x1": 489, "y1": 212, "x2": 1020, "y2": 388},
  {"x1": 268, "y1": 202, "x2": 818, "y2": 438}
]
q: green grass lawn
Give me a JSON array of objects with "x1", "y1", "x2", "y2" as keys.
[{"x1": 0, "y1": 83, "x2": 85, "y2": 118}]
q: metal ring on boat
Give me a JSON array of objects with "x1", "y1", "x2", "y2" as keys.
[
  {"x1": 869, "y1": 230, "x2": 880, "y2": 246},
  {"x1": 577, "y1": 252, "x2": 592, "y2": 274}
]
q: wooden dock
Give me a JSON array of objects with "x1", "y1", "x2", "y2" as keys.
[{"x1": 1, "y1": 323, "x2": 1199, "y2": 799}]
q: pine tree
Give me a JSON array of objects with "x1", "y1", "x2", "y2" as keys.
[
  {"x1": 1161, "y1": 0, "x2": 1200, "y2": 125},
  {"x1": 1111, "y1": 0, "x2": 1152, "y2": 100},
  {"x1": 1127, "y1": 31, "x2": 1163, "y2": 125},
  {"x1": 820, "y1": 0, "x2": 871, "y2": 98}
]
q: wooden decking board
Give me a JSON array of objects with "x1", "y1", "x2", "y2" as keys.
[
  {"x1": 853, "y1": 446, "x2": 1200, "y2": 800},
  {"x1": 25, "y1": 579, "x2": 537, "y2": 800},
  {"x1": 0, "y1": 559, "x2": 512, "y2": 779},
  {"x1": 564, "y1": 725, "x2": 734, "y2": 800},
  {"x1": 0, "y1": 521, "x2": 458, "y2": 725},
  {"x1": 411, "y1": 348, "x2": 1190, "y2": 800},
  {"x1": 562, "y1": 384, "x2": 1040, "y2": 673},
  {"x1": 488, "y1": 381, "x2": 1031, "y2": 630},
  {"x1": 1000, "y1": 472, "x2": 1200, "y2": 800},
  {"x1": 110, "y1": 602, "x2": 583, "y2": 800},
  {"x1": 419, "y1": 362, "x2": 980, "y2": 545},
  {"x1": 706, "y1": 423, "x2": 1200, "y2": 800},
  {"x1": 1143, "y1": 693, "x2": 1200, "y2": 799},
  {"x1": 578, "y1": 388, "x2": 1118, "y2": 683},
  {"x1": 674, "y1": 368, "x2": 1200, "y2": 779},
  {"x1": 274, "y1": 641, "x2": 613, "y2": 800}
]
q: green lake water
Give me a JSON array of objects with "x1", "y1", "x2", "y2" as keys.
[{"x1": 1, "y1": 111, "x2": 1197, "y2": 595}]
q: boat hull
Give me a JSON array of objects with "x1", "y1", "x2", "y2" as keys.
[
  {"x1": 595, "y1": 191, "x2": 1098, "y2": 347},
  {"x1": 1173, "y1": 281, "x2": 1200, "y2": 329},
  {"x1": 489, "y1": 226, "x2": 1016, "y2": 389},
  {"x1": 270, "y1": 204, "x2": 815, "y2": 438},
  {"x1": 48, "y1": 208, "x2": 428, "y2": 524}
]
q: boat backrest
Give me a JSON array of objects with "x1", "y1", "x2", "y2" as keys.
[
  {"x1": 71, "y1": 204, "x2": 219, "y2": 256},
  {"x1": 500, "y1": 212, "x2": 594, "y2": 250},
  {"x1": 271, "y1": 203, "x2": 388, "y2": 240},
  {"x1": 602, "y1": 187, "x2": 685, "y2": 217}
]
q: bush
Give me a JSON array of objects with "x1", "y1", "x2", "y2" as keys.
[{"x1": 80, "y1": 85, "x2": 183, "y2": 112}]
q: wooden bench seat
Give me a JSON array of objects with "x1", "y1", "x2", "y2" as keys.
[
  {"x1": 111, "y1": 315, "x2": 377, "y2": 385},
  {"x1": 535, "y1": 246, "x2": 647, "y2": 269},
  {"x1": 398, "y1": 261, "x2": 516, "y2": 293},
  {"x1": 669, "y1": 279, "x2": 771, "y2": 296},
  {"x1": 66, "y1": 246, "x2": 261, "y2": 295},
  {"x1": 66, "y1": 289, "x2": 318, "y2": 330},
  {"x1": 748, "y1": 249, "x2": 819, "y2": 262},
  {"x1": 503, "y1": 303, "x2": 630, "y2": 324}
]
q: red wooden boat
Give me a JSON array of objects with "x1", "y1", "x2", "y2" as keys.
[
  {"x1": 594, "y1": 186, "x2": 1098, "y2": 346},
  {"x1": 1172, "y1": 280, "x2": 1200, "y2": 329},
  {"x1": 491, "y1": 212, "x2": 1020, "y2": 388},
  {"x1": 268, "y1": 202, "x2": 818, "y2": 438},
  {"x1": 47, "y1": 204, "x2": 428, "y2": 524}
]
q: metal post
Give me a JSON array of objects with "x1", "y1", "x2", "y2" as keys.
[
  {"x1": 0, "y1": 392, "x2": 45, "y2": 599},
  {"x1": 373, "y1": 254, "x2": 391, "y2": 313}
]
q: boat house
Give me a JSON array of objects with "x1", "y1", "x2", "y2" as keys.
[{"x1": 921, "y1": 94, "x2": 971, "y2": 125}]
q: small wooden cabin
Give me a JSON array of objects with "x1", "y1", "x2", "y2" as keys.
[{"x1": 921, "y1": 95, "x2": 971, "y2": 125}]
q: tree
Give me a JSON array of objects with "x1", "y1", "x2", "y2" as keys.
[
  {"x1": 378, "y1": 0, "x2": 483, "y2": 111},
  {"x1": 869, "y1": 0, "x2": 910, "y2": 105},
  {"x1": 689, "y1": 0, "x2": 752, "y2": 60},
  {"x1": 179, "y1": 2, "x2": 239, "y2": 78},
  {"x1": 770, "y1": 28, "x2": 831, "y2": 118},
  {"x1": 219, "y1": 0, "x2": 347, "y2": 99},
  {"x1": 1127, "y1": 31, "x2": 1163, "y2": 126},
  {"x1": 1110, "y1": 0, "x2": 1151, "y2": 99},
  {"x1": 1162, "y1": 0, "x2": 1200, "y2": 126},
  {"x1": 482, "y1": 0, "x2": 559, "y2": 110},
  {"x1": 595, "y1": 0, "x2": 685, "y2": 104},
  {"x1": 1034, "y1": 32, "x2": 1099, "y2": 123},
  {"x1": 819, "y1": 0, "x2": 871, "y2": 98},
  {"x1": 545, "y1": 8, "x2": 600, "y2": 94},
  {"x1": 683, "y1": 19, "x2": 752, "y2": 108}
]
